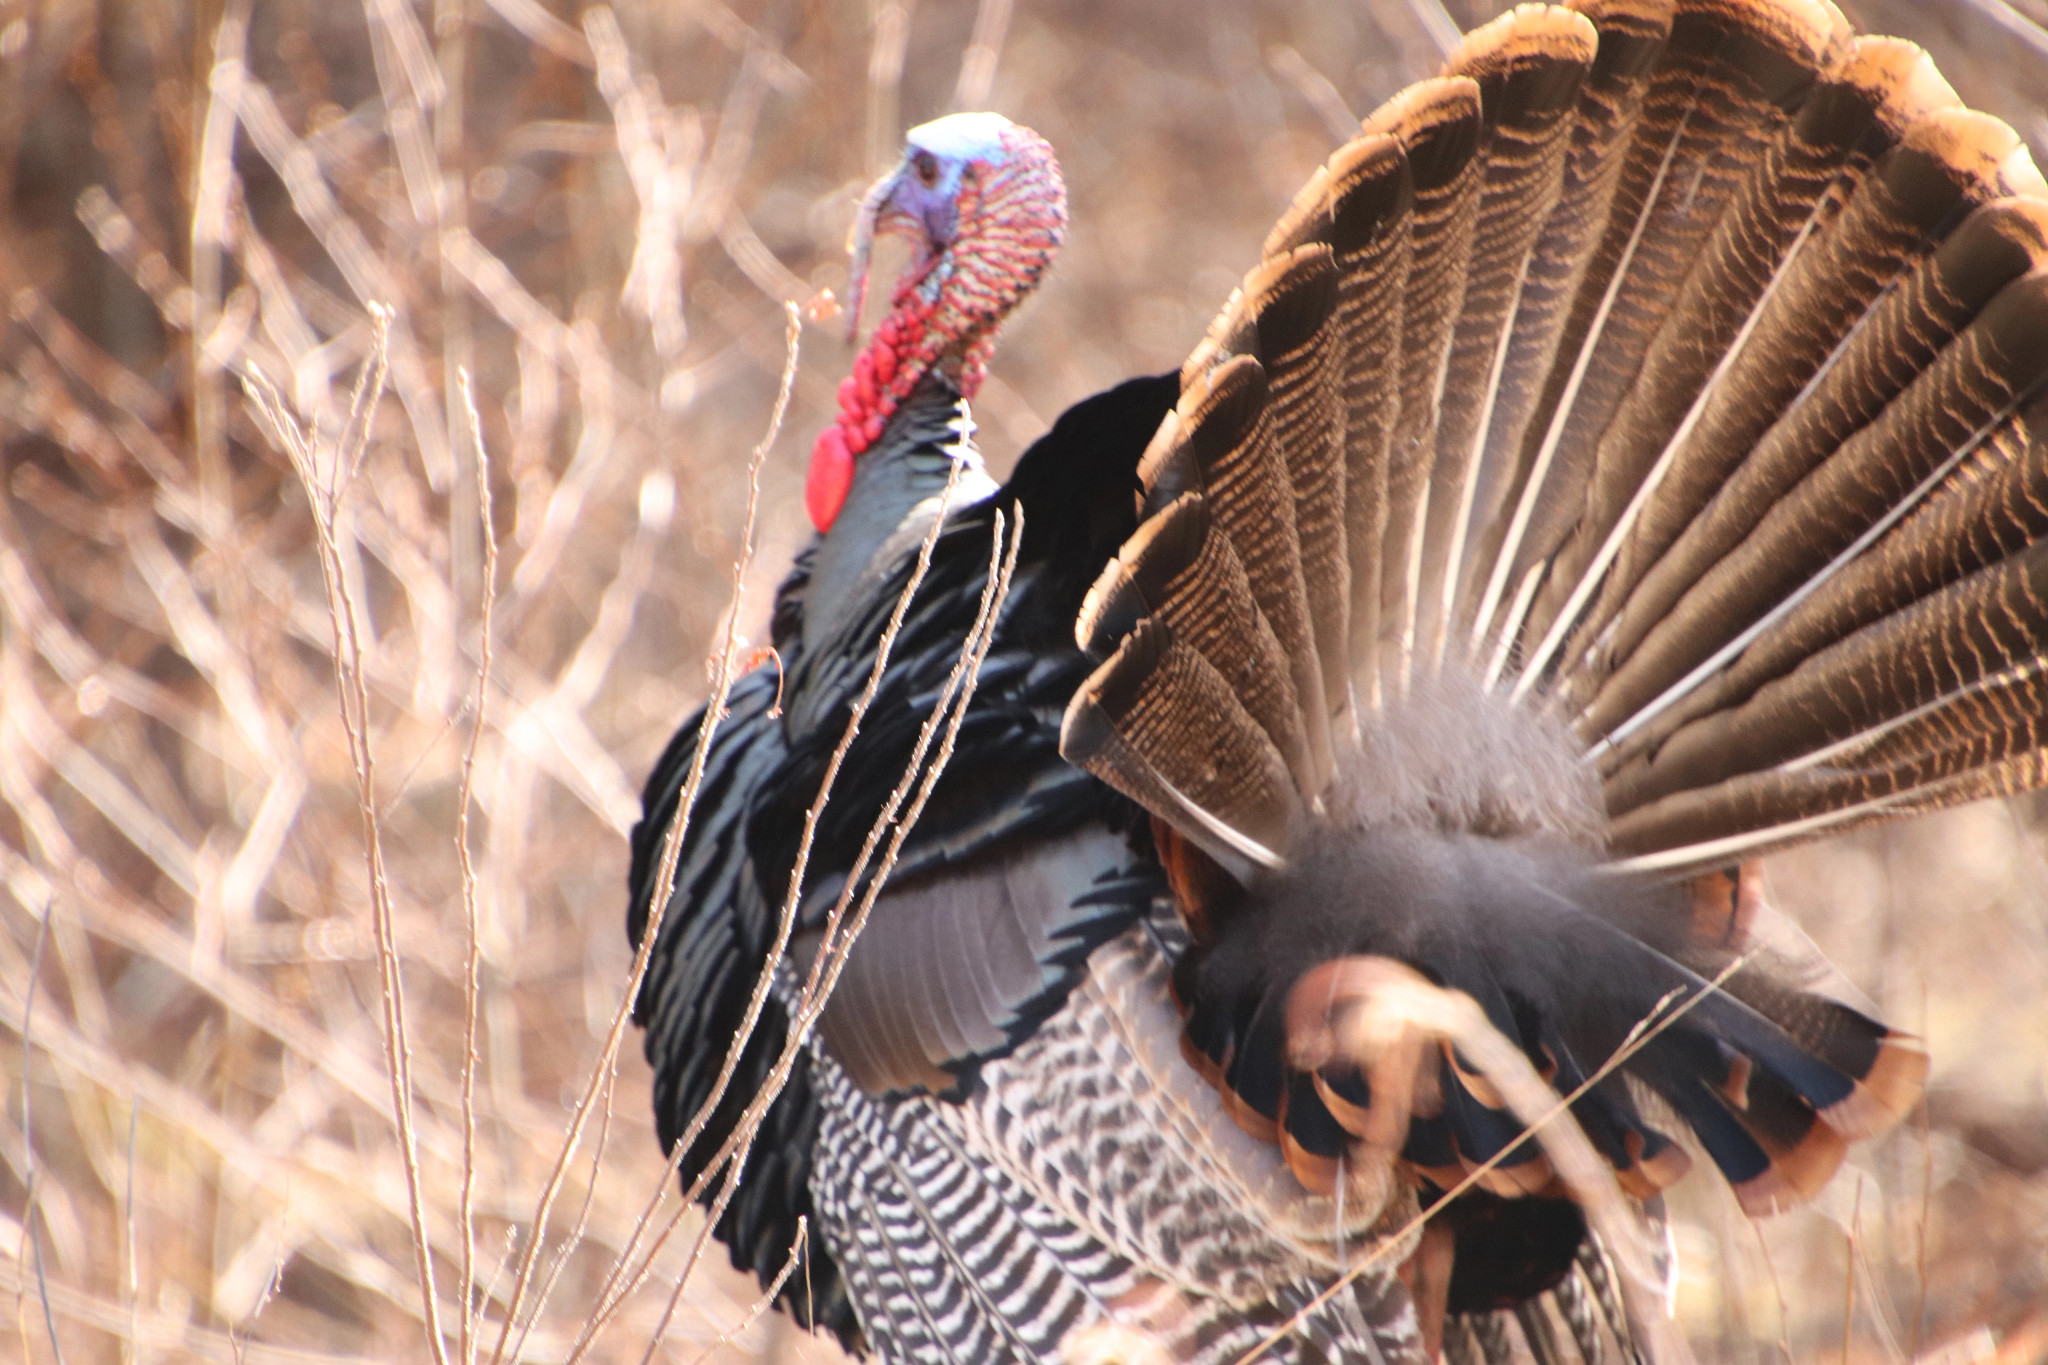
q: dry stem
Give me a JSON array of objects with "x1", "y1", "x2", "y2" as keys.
[
  {"x1": 255, "y1": 314, "x2": 452, "y2": 1365},
  {"x1": 1239, "y1": 959, "x2": 1756, "y2": 1365},
  {"x1": 453, "y1": 370, "x2": 500, "y2": 1365}
]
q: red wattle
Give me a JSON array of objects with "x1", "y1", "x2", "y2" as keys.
[{"x1": 806, "y1": 425, "x2": 856, "y2": 532}]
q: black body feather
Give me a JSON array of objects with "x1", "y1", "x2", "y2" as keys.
[{"x1": 626, "y1": 373, "x2": 1177, "y2": 1343}]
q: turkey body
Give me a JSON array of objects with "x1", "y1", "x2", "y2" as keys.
[
  {"x1": 632, "y1": 372, "x2": 1433, "y2": 1362},
  {"x1": 629, "y1": 2, "x2": 2048, "y2": 1361}
]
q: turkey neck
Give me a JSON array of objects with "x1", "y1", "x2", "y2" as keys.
[{"x1": 801, "y1": 370, "x2": 997, "y2": 660}]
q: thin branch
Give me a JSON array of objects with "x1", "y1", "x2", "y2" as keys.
[
  {"x1": 191, "y1": 0, "x2": 252, "y2": 523},
  {"x1": 568, "y1": 467, "x2": 993, "y2": 1360},
  {"x1": 1236, "y1": 957, "x2": 1754, "y2": 1365},
  {"x1": 226, "y1": 1225, "x2": 287, "y2": 1365},
  {"x1": 1910, "y1": 983, "x2": 1933, "y2": 1364},
  {"x1": 479, "y1": 0, "x2": 595, "y2": 66},
  {"x1": 515, "y1": 1069, "x2": 619, "y2": 1358},
  {"x1": 1752, "y1": 1210, "x2": 1795, "y2": 1365},
  {"x1": 682, "y1": 1219, "x2": 808, "y2": 1365},
  {"x1": 122, "y1": 1096, "x2": 137, "y2": 1365},
  {"x1": 0, "y1": 1254, "x2": 372, "y2": 1365},
  {"x1": 634, "y1": 506, "x2": 1024, "y2": 1365},
  {"x1": 232, "y1": 76, "x2": 451, "y2": 482},
  {"x1": 1843, "y1": 1176, "x2": 1864, "y2": 1365},
  {"x1": 19, "y1": 906, "x2": 69, "y2": 1365},
  {"x1": 796, "y1": 508, "x2": 1022, "y2": 1034},
  {"x1": 951, "y1": 0, "x2": 1014, "y2": 110},
  {"x1": 866, "y1": 1, "x2": 912, "y2": 175},
  {"x1": 253, "y1": 314, "x2": 452, "y2": 1365},
  {"x1": 487, "y1": 302, "x2": 801, "y2": 1365},
  {"x1": 1403, "y1": 0, "x2": 1464, "y2": 59},
  {"x1": 795, "y1": 501, "x2": 1019, "y2": 1013},
  {"x1": 454, "y1": 370, "x2": 500, "y2": 1365},
  {"x1": 586, "y1": 6, "x2": 697, "y2": 364},
  {"x1": 1266, "y1": 44, "x2": 1359, "y2": 145}
]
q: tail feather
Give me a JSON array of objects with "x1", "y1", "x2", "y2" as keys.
[
  {"x1": 1051, "y1": 0, "x2": 2046, "y2": 1323},
  {"x1": 1371, "y1": 77, "x2": 1487, "y2": 690},
  {"x1": 1584, "y1": 269, "x2": 2048, "y2": 800},
  {"x1": 1063, "y1": 615, "x2": 1299, "y2": 873},
  {"x1": 1717, "y1": 973, "x2": 1928, "y2": 1139},
  {"x1": 1601, "y1": 399, "x2": 2048, "y2": 778},
  {"x1": 1603, "y1": 529, "x2": 2048, "y2": 858},
  {"x1": 1320, "y1": 132, "x2": 1413, "y2": 706},
  {"x1": 1435, "y1": 1054, "x2": 1557, "y2": 1197},
  {"x1": 1550, "y1": 36, "x2": 1961, "y2": 677},
  {"x1": 1500, "y1": 0, "x2": 1853, "y2": 674},
  {"x1": 1148, "y1": 353, "x2": 1336, "y2": 787},
  {"x1": 1080, "y1": 493, "x2": 1317, "y2": 796},
  {"x1": 1636, "y1": 1031, "x2": 1858, "y2": 1215},
  {"x1": 1248, "y1": 246, "x2": 1353, "y2": 717},
  {"x1": 1417, "y1": 7, "x2": 1600, "y2": 667},
  {"x1": 1465, "y1": 0, "x2": 1677, "y2": 648},
  {"x1": 1583, "y1": 198, "x2": 2048, "y2": 743}
]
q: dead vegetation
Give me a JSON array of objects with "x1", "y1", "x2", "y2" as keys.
[{"x1": 0, "y1": 1, "x2": 2044, "y2": 1362}]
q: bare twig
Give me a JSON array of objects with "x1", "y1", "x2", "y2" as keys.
[
  {"x1": 1752, "y1": 1212, "x2": 1796, "y2": 1365},
  {"x1": 515, "y1": 1069, "x2": 621, "y2": 1359},
  {"x1": 454, "y1": 370, "x2": 500, "y2": 1365},
  {"x1": 253, "y1": 315, "x2": 452, "y2": 1365},
  {"x1": 1403, "y1": 0, "x2": 1465, "y2": 59},
  {"x1": 0, "y1": 1254, "x2": 371, "y2": 1365},
  {"x1": 226, "y1": 1224, "x2": 287, "y2": 1365},
  {"x1": 1911, "y1": 982, "x2": 1934, "y2": 1363},
  {"x1": 1267, "y1": 44, "x2": 1360, "y2": 145},
  {"x1": 952, "y1": 0, "x2": 1015, "y2": 110},
  {"x1": 587, "y1": 6, "x2": 698, "y2": 363},
  {"x1": 488, "y1": 301, "x2": 801, "y2": 1365},
  {"x1": 633, "y1": 504, "x2": 1023, "y2": 1365},
  {"x1": 683, "y1": 1218, "x2": 809, "y2": 1365},
  {"x1": 796, "y1": 507, "x2": 1022, "y2": 1026},
  {"x1": 122, "y1": 1096, "x2": 138, "y2": 1365},
  {"x1": 19, "y1": 907, "x2": 69, "y2": 1365},
  {"x1": 1844, "y1": 1176, "x2": 1864, "y2": 1365},
  {"x1": 567, "y1": 460, "x2": 987, "y2": 1360},
  {"x1": 1950, "y1": 0, "x2": 2048, "y2": 61},
  {"x1": 866, "y1": 1, "x2": 912, "y2": 175},
  {"x1": 191, "y1": 0, "x2": 252, "y2": 525},
  {"x1": 480, "y1": 0, "x2": 595, "y2": 65},
  {"x1": 1236, "y1": 959, "x2": 1755, "y2": 1365},
  {"x1": 233, "y1": 77, "x2": 451, "y2": 483}
]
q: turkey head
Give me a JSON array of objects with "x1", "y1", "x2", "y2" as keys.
[{"x1": 807, "y1": 112, "x2": 1067, "y2": 531}]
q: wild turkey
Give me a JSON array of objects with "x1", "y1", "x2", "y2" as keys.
[{"x1": 627, "y1": 1, "x2": 2048, "y2": 1360}]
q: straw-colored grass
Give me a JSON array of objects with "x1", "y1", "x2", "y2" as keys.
[{"x1": 2, "y1": 2, "x2": 2044, "y2": 1362}]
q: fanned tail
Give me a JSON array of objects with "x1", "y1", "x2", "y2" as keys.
[
  {"x1": 1067, "y1": 0, "x2": 2048, "y2": 870},
  {"x1": 1058, "y1": 0, "x2": 2038, "y2": 1321}
]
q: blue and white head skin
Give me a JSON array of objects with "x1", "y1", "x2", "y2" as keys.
[
  {"x1": 845, "y1": 111, "x2": 1028, "y2": 335},
  {"x1": 807, "y1": 111, "x2": 1067, "y2": 532}
]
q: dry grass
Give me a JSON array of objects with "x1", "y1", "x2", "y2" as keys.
[{"x1": 1, "y1": 1, "x2": 2045, "y2": 1362}]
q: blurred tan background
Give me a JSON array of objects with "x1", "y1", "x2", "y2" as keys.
[{"x1": 0, "y1": 1, "x2": 2044, "y2": 1361}]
